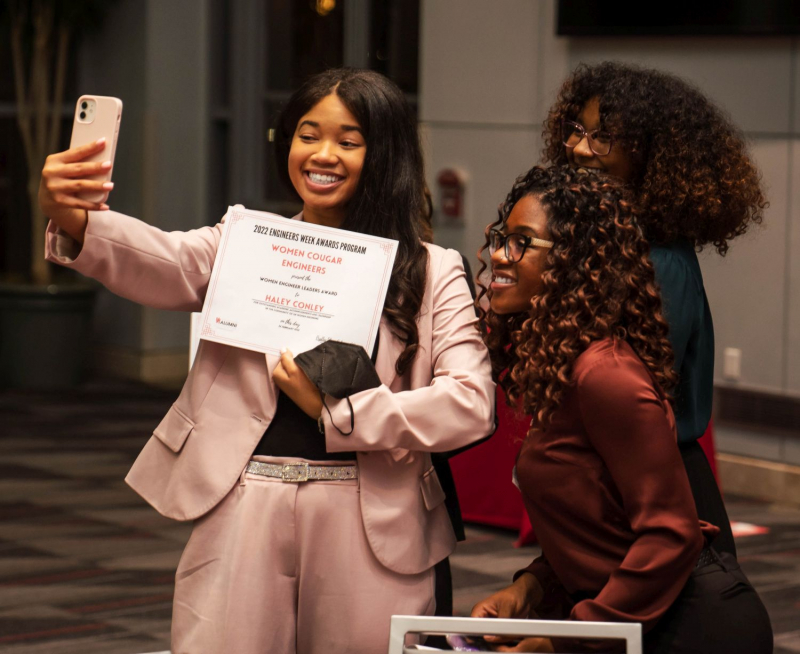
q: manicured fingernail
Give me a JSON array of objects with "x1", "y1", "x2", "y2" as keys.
[
  {"x1": 101, "y1": 160, "x2": 112, "y2": 169},
  {"x1": 96, "y1": 137, "x2": 106, "y2": 145},
  {"x1": 102, "y1": 182, "x2": 114, "y2": 190},
  {"x1": 99, "y1": 204, "x2": 110, "y2": 210},
  {"x1": 280, "y1": 347, "x2": 288, "y2": 354}
]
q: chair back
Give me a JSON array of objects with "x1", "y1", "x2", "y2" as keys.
[{"x1": 387, "y1": 615, "x2": 642, "y2": 654}]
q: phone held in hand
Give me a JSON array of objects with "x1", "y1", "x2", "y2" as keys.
[{"x1": 69, "y1": 95, "x2": 123, "y2": 203}]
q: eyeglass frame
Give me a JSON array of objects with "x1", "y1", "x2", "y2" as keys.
[
  {"x1": 562, "y1": 119, "x2": 615, "y2": 157},
  {"x1": 488, "y1": 227, "x2": 554, "y2": 263}
]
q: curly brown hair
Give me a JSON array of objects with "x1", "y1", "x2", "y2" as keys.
[
  {"x1": 542, "y1": 62, "x2": 767, "y2": 256},
  {"x1": 477, "y1": 166, "x2": 678, "y2": 430}
]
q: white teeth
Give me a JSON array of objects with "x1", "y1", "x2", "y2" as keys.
[
  {"x1": 308, "y1": 172, "x2": 341, "y2": 185},
  {"x1": 493, "y1": 276, "x2": 515, "y2": 285}
]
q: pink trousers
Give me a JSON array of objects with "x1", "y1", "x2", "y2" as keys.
[{"x1": 171, "y1": 456, "x2": 436, "y2": 654}]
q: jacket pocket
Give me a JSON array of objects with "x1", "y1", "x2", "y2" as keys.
[
  {"x1": 420, "y1": 465, "x2": 446, "y2": 511},
  {"x1": 153, "y1": 404, "x2": 195, "y2": 453}
]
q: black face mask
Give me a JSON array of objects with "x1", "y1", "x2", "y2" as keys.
[{"x1": 294, "y1": 340, "x2": 381, "y2": 435}]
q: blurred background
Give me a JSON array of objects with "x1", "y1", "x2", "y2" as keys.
[
  {"x1": 3, "y1": 0, "x2": 798, "y2": 500},
  {"x1": 0, "y1": 1, "x2": 799, "y2": 652}
]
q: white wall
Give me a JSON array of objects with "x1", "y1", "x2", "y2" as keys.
[
  {"x1": 421, "y1": 0, "x2": 800, "y2": 402},
  {"x1": 420, "y1": 0, "x2": 567, "y2": 261}
]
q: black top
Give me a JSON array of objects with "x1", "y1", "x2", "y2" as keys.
[
  {"x1": 252, "y1": 387, "x2": 355, "y2": 460},
  {"x1": 252, "y1": 336, "x2": 379, "y2": 460}
]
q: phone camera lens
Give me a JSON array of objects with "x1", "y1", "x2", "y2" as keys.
[
  {"x1": 81, "y1": 101, "x2": 88, "y2": 109},
  {"x1": 80, "y1": 111, "x2": 86, "y2": 119}
]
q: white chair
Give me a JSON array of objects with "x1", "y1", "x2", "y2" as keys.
[{"x1": 388, "y1": 615, "x2": 642, "y2": 654}]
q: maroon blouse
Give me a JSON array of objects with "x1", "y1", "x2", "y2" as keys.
[{"x1": 517, "y1": 338, "x2": 718, "y2": 633}]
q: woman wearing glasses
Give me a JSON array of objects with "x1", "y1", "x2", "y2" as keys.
[
  {"x1": 471, "y1": 165, "x2": 771, "y2": 653},
  {"x1": 539, "y1": 62, "x2": 767, "y2": 559}
]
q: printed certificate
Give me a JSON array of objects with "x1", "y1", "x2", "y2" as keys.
[{"x1": 198, "y1": 206, "x2": 398, "y2": 356}]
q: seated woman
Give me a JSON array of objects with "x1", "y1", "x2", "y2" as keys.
[{"x1": 471, "y1": 166, "x2": 772, "y2": 653}]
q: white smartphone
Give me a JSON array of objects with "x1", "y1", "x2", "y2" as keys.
[{"x1": 69, "y1": 94, "x2": 123, "y2": 203}]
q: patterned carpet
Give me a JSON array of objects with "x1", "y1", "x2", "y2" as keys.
[{"x1": 0, "y1": 378, "x2": 798, "y2": 653}]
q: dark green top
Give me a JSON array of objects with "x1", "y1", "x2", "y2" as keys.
[{"x1": 649, "y1": 242, "x2": 714, "y2": 443}]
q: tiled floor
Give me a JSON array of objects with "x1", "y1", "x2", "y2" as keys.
[{"x1": 1, "y1": 378, "x2": 798, "y2": 653}]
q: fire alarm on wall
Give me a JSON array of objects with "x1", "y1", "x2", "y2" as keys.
[{"x1": 436, "y1": 168, "x2": 467, "y2": 221}]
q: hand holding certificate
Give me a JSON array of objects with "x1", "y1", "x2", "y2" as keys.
[{"x1": 198, "y1": 206, "x2": 398, "y2": 356}]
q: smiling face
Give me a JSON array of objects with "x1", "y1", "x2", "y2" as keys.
[
  {"x1": 565, "y1": 97, "x2": 635, "y2": 182},
  {"x1": 288, "y1": 92, "x2": 366, "y2": 228},
  {"x1": 489, "y1": 194, "x2": 552, "y2": 315}
]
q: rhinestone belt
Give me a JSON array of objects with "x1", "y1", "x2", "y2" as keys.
[{"x1": 246, "y1": 460, "x2": 357, "y2": 483}]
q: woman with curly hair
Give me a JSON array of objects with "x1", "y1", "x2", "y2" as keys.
[
  {"x1": 539, "y1": 61, "x2": 768, "y2": 558},
  {"x1": 470, "y1": 166, "x2": 771, "y2": 653}
]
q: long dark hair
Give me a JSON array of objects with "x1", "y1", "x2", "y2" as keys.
[
  {"x1": 275, "y1": 68, "x2": 428, "y2": 375},
  {"x1": 542, "y1": 62, "x2": 767, "y2": 256},
  {"x1": 477, "y1": 166, "x2": 677, "y2": 430}
]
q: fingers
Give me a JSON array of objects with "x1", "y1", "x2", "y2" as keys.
[
  {"x1": 58, "y1": 160, "x2": 113, "y2": 178},
  {"x1": 473, "y1": 594, "x2": 519, "y2": 620},
  {"x1": 494, "y1": 637, "x2": 549, "y2": 652},
  {"x1": 42, "y1": 159, "x2": 111, "y2": 184},
  {"x1": 272, "y1": 349, "x2": 323, "y2": 420},
  {"x1": 471, "y1": 601, "x2": 498, "y2": 619},
  {"x1": 279, "y1": 348, "x2": 299, "y2": 375},
  {"x1": 65, "y1": 198, "x2": 109, "y2": 212},
  {"x1": 50, "y1": 196, "x2": 109, "y2": 212},
  {"x1": 271, "y1": 354, "x2": 305, "y2": 387},
  {"x1": 40, "y1": 160, "x2": 113, "y2": 214},
  {"x1": 59, "y1": 138, "x2": 107, "y2": 163},
  {"x1": 48, "y1": 178, "x2": 113, "y2": 194},
  {"x1": 47, "y1": 177, "x2": 114, "y2": 195},
  {"x1": 43, "y1": 186, "x2": 110, "y2": 211},
  {"x1": 499, "y1": 640, "x2": 536, "y2": 652},
  {"x1": 272, "y1": 360, "x2": 288, "y2": 387},
  {"x1": 472, "y1": 601, "x2": 510, "y2": 643},
  {"x1": 491, "y1": 639, "x2": 527, "y2": 651}
]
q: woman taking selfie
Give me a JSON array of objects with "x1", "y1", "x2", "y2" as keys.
[
  {"x1": 539, "y1": 62, "x2": 767, "y2": 558},
  {"x1": 38, "y1": 68, "x2": 494, "y2": 654},
  {"x1": 471, "y1": 165, "x2": 771, "y2": 653}
]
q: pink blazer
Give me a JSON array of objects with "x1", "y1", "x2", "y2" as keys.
[{"x1": 46, "y1": 211, "x2": 495, "y2": 574}]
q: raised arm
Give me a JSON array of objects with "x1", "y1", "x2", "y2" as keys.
[
  {"x1": 46, "y1": 211, "x2": 221, "y2": 312},
  {"x1": 40, "y1": 140, "x2": 221, "y2": 312}
]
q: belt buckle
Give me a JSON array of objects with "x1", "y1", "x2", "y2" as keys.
[{"x1": 282, "y1": 462, "x2": 309, "y2": 482}]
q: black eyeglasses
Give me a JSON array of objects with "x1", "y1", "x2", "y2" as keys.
[
  {"x1": 562, "y1": 120, "x2": 614, "y2": 156},
  {"x1": 488, "y1": 228, "x2": 553, "y2": 263}
]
